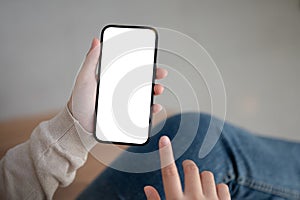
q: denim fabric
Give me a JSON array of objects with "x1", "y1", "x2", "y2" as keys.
[{"x1": 77, "y1": 113, "x2": 300, "y2": 200}]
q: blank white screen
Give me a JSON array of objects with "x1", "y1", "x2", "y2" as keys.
[{"x1": 95, "y1": 26, "x2": 157, "y2": 144}]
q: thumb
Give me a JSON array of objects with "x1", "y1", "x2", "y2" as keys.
[
  {"x1": 144, "y1": 186, "x2": 161, "y2": 200},
  {"x1": 81, "y1": 38, "x2": 100, "y2": 76}
]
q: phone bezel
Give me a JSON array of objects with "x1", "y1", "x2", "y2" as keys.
[{"x1": 94, "y1": 24, "x2": 158, "y2": 146}]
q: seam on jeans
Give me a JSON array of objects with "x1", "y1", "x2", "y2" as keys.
[
  {"x1": 218, "y1": 128, "x2": 242, "y2": 178},
  {"x1": 237, "y1": 176, "x2": 300, "y2": 199}
]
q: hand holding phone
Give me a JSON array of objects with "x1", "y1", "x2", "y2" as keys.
[{"x1": 68, "y1": 36, "x2": 166, "y2": 135}]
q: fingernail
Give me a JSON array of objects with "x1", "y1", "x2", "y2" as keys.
[
  {"x1": 156, "y1": 104, "x2": 162, "y2": 113},
  {"x1": 162, "y1": 68, "x2": 168, "y2": 76},
  {"x1": 160, "y1": 136, "x2": 170, "y2": 147},
  {"x1": 89, "y1": 38, "x2": 99, "y2": 51},
  {"x1": 144, "y1": 187, "x2": 151, "y2": 198}
]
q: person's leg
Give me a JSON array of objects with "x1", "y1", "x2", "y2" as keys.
[{"x1": 77, "y1": 113, "x2": 300, "y2": 200}]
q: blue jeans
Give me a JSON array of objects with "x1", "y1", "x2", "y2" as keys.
[{"x1": 78, "y1": 113, "x2": 300, "y2": 199}]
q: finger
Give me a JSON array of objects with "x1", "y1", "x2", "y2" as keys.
[
  {"x1": 152, "y1": 104, "x2": 162, "y2": 114},
  {"x1": 159, "y1": 136, "x2": 183, "y2": 199},
  {"x1": 81, "y1": 38, "x2": 100, "y2": 77},
  {"x1": 156, "y1": 68, "x2": 168, "y2": 80},
  {"x1": 200, "y1": 171, "x2": 218, "y2": 197},
  {"x1": 154, "y1": 84, "x2": 164, "y2": 95},
  {"x1": 182, "y1": 160, "x2": 202, "y2": 197},
  {"x1": 144, "y1": 186, "x2": 161, "y2": 200},
  {"x1": 217, "y1": 183, "x2": 231, "y2": 200}
]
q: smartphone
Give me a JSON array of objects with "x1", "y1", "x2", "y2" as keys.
[{"x1": 94, "y1": 24, "x2": 158, "y2": 145}]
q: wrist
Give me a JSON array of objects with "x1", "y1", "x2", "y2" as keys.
[
  {"x1": 67, "y1": 96, "x2": 95, "y2": 133},
  {"x1": 64, "y1": 105, "x2": 97, "y2": 150}
]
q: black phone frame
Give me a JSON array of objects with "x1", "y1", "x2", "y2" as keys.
[{"x1": 94, "y1": 24, "x2": 158, "y2": 146}]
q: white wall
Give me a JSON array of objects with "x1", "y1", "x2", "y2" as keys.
[{"x1": 0, "y1": 0, "x2": 300, "y2": 140}]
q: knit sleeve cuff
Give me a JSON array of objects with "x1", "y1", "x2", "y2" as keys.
[{"x1": 65, "y1": 106, "x2": 97, "y2": 151}]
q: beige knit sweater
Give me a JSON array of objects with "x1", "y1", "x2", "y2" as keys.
[{"x1": 0, "y1": 106, "x2": 97, "y2": 199}]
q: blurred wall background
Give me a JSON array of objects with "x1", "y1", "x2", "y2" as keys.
[{"x1": 0, "y1": 0, "x2": 299, "y2": 140}]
